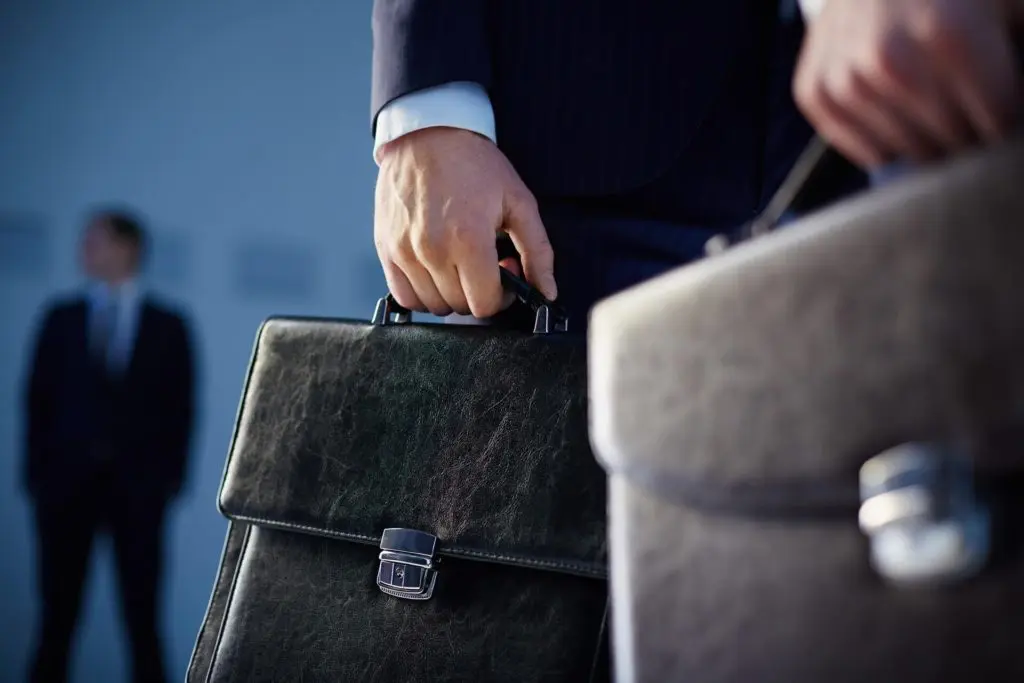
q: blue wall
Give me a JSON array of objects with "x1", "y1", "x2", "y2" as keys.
[{"x1": 0, "y1": 1, "x2": 384, "y2": 680}]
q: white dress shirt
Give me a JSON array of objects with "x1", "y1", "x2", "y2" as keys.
[
  {"x1": 89, "y1": 279, "x2": 143, "y2": 373},
  {"x1": 373, "y1": 0, "x2": 826, "y2": 162}
]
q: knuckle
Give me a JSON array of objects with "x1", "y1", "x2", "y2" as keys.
[
  {"x1": 793, "y1": 73, "x2": 827, "y2": 119},
  {"x1": 468, "y1": 298, "x2": 499, "y2": 320},
  {"x1": 387, "y1": 278, "x2": 421, "y2": 311},
  {"x1": 828, "y1": 69, "x2": 861, "y2": 106},
  {"x1": 424, "y1": 290, "x2": 453, "y2": 316},
  {"x1": 860, "y1": 44, "x2": 890, "y2": 82},
  {"x1": 410, "y1": 228, "x2": 444, "y2": 262},
  {"x1": 792, "y1": 72, "x2": 814, "y2": 110},
  {"x1": 510, "y1": 187, "x2": 539, "y2": 214},
  {"x1": 467, "y1": 287, "x2": 502, "y2": 319},
  {"x1": 447, "y1": 221, "x2": 481, "y2": 248},
  {"x1": 392, "y1": 291, "x2": 419, "y2": 311},
  {"x1": 391, "y1": 237, "x2": 418, "y2": 264},
  {"x1": 448, "y1": 301, "x2": 472, "y2": 317},
  {"x1": 866, "y1": 32, "x2": 914, "y2": 91}
]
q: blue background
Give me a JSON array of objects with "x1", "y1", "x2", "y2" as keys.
[{"x1": 0, "y1": 1, "x2": 384, "y2": 680}]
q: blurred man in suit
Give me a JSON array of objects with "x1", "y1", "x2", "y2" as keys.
[
  {"x1": 23, "y1": 209, "x2": 195, "y2": 683},
  {"x1": 370, "y1": 0, "x2": 1022, "y2": 325}
]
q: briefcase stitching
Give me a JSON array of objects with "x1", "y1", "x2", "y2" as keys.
[{"x1": 227, "y1": 512, "x2": 606, "y2": 579}]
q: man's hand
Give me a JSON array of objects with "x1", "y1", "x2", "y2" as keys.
[
  {"x1": 374, "y1": 127, "x2": 556, "y2": 318},
  {"x1": 795, "y1": 0, "x2": 1023, "y2": 167}
]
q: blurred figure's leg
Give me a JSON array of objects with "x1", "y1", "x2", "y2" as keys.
[
  {"x1": 111, "y1": 501, "x2": 167, "y2": 683},
  {"x1": 29, "y1": 497, "x2": 98, "y2": 683}
]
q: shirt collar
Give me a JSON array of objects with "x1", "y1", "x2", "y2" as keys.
[{"x1": 90, "y1": 278, "x2": 141, "y2": 307}]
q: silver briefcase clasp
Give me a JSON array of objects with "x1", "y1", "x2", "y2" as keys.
[
  {"x1": 377, "y1": 528, "x2": 439, "y2": 601},
  {"x1": 858, "y1": 442, "x2": 990, "y2": 587}
]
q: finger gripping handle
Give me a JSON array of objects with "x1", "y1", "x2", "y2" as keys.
[{"x1": 372, "y1": 267, "x2": 568, "y2": 334}]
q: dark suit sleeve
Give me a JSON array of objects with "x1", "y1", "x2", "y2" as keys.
[
  {"x1": 24, "y1": 306, "x2": 60, "y2": 496},
  {"x1": 165, "y1": 313, "x2": 196, "y2": 496},
  {"x1": 370, "y1": 0, "x2": 492, "y2": 134}
]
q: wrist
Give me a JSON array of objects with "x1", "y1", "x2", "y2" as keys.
[
  {"x1": 373, "y1": 82, "x2": 496, "y2": 164},
  {"x1": 379, "y1": 126, "x2": 494, "y2": 162}
]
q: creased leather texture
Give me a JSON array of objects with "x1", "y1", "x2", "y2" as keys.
[
  {"x1": 221, "y1": 320, "x2": 604, "y2": 575},
  {"x1": 207, "y1": 527, "x2": 607, "y2": 683},
  {"x1": 193, "y1": 317, "x2": 608, "y2": 682},
  {"x1": 589, "y1": 138, "x2": 1024, "y2": 682}
]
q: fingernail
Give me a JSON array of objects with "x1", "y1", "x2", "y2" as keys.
[{"x1": 545, "y1": 278, "x2": 558, "y2": 301}]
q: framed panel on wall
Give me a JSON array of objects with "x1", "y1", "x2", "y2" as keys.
[
  {"x1": 0, "y1": 212, "x2": 51, "y2": 281},
  {"x1": 232, "y1": 238, "x2": 320, "y2": 304}
]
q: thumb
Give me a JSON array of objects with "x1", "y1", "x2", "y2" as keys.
[{"x1": 502, "y1": 191, "x2": 558, "y2": 301}]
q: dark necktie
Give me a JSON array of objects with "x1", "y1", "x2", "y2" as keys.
[{"x1": 93, "y1": 297, "x2": 119, "y2": 369}]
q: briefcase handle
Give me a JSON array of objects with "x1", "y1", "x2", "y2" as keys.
[
  {"x1": 710, "y1": 38, "x2": 1024, "y2": 257},
  {"x1": 705, "y1": 135, "x2": 857, "y2": 255},
  {"x1": 372, "y1": 266, "x2": 569, "y2": 335}
]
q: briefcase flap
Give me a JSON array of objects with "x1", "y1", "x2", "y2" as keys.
[
  {"x1": 590, "y1": 138, "x2": 1024, "y2": 514},
  {"x1": 219, "y1": 318, "x2": 606, "y2": 579}
]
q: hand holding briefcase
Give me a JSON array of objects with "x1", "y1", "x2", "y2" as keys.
[
  {"x1": 590, "y1": 136, "x2": 1024, "y2": 683},
  {"x1": 188, "y1": 272, "x2": 609, "y2": 682}
]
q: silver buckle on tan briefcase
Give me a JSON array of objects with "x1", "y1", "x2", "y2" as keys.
[
  {"x1": 377, "y1": 528, "x2": 439, "y2": 601},
  {"x1": 858, "y1": 443, "x2": 990, "y2": 587}
]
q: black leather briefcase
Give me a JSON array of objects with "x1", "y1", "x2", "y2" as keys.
[
  {"x1": 589, "y1": 137, "x2": 1024, "y2": 683},
  {"x1": 187, "y1": 278, "x2": 608, "y2": 683}
]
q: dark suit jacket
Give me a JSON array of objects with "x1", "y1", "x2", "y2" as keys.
[
  {"x1": 371, "y1": 0, "x2": 800, "y2": 207},
  {"x1": 24, "y1": 294, "x2": 195, "y2": 504}
]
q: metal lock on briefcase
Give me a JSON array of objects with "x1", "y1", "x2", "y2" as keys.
[
  {"x1": 858, "y1": 442, "x2": 991, "y2": 587},
  {"x1": 376, "y1": 528, "x2": 439, "y2": 600}
]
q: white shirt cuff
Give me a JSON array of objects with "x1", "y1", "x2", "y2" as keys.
[
  {"x1": 798, "y1": 0, "x2": 827, "y2": 19},
  {"x1": 373, "y1": 81, "x2": 496, "y2": 163}
]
